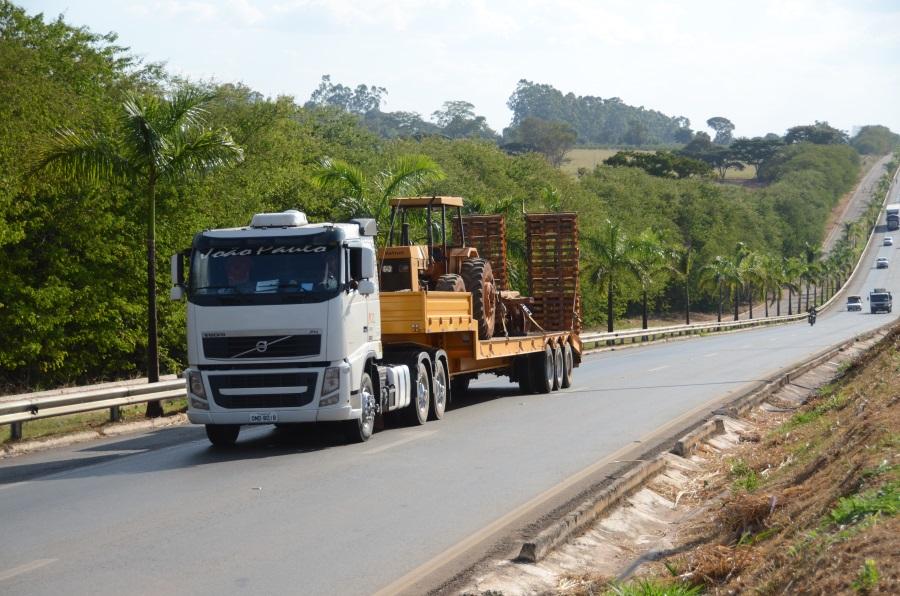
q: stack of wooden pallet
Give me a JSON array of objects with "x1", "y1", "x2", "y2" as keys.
[
  {"x1": 453, "y1": 214, "x2": 509, "y2": 290},
  {"x1": 525, "y1": 213, "x2": 581, "y2": 333}
]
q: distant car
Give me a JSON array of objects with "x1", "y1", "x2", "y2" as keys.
[
  {"x1": 885, "y1": 236, "x2": 894, "y2": 246},
  {"x1": 876, "y1": 257, "x2": 889, "y2": 269},
  {"x1": 846, "y1": 295, "x2": 862, "y2": 312}
]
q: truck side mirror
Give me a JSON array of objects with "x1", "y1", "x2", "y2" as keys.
[
  {"x1": 360, "y1": 247, "x2": 375, "y2": 280},
  {"x1": 357, "y1": 279, "x2": 376, "y2": 295},
  {"x1": 170, "y1": 253, "x2": 186, "y2": 301}
]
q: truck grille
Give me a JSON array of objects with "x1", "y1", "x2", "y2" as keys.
[
  {"x1": 203, "y1": 334, "x2": 321, "y2": 359},
  {"x1": 209, "y1": 372, "x2": 317, "y2": 409}
]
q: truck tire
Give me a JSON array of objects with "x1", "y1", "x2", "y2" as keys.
[
  {"x1": 552, "y1": 344, "x2": 564, "y2": 390},
  {"x1": 407, "y1": 357, "x2": 430, "y2": 426},
  {"x1": 205, "y1": 424, "x2": 240, "y2": 447},
  {"x1": 344, "y1": 372, "x2": 375, "y2": 443},
  {"x1": 531, "y1": 345, "x2": 555, "y2": 394},
  {"x1": 429, "y1": 358, "x2": 448, "y2": 420},
  {"x1": 461, "y1": 258, "x2": 497, "y2": 339},
  {"x1": 435, "y1": 274, "x2": 466, "y2": 292},
  {"x1": 561, "y1": 342, "x2": 574, "y2": 388}
]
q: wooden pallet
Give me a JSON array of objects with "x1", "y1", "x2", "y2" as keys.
[
  {"x1": 525, "y1": 213, "x2": 581, "y2": 332},
  {"x1": 453, "y1": 214, "x2": 509, "y2": 290}
]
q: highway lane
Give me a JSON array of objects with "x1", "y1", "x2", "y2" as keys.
[{"x1": 1, "y1": 189, "x2": 898, "y2": 596}]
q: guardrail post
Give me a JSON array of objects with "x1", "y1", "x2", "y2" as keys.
[
  {"x1": 10, "y1": 422, "x2": 23, "y2": 441},
  {"x1": 110, "y1": 406, "x2": 121, "y2": 422}
]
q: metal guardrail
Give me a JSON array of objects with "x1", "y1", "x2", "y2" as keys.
[{"x1": 3, "y1": 163, "x2": 897, "y2": 441}]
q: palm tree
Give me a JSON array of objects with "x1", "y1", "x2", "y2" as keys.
[
  {"x1": 668, "y1": 244, "x2": 696, "y2": 325},
  {"x1": 628, "y1": 229, "x2": 668, "y2": 330},
  {"x1": 755, "y1": 254, "x2": 781, "y2": 317},
  {"x1": 783, "y1": 257, "x2": 806, "y2": 315},
  {"x1": 740, "y1": 251, "x2": 764, "y2": 319},
  {"x1": 38, "y1": 88, "x2": 243, "y2": 415},
  {"x1": 312, "y1": 154, "x2": 446, "y2": 233},
  {"x1": 586, "y1": 220, "x2": 635, "y2": 332},
  {"x1": 700, "y1": 255, "x2": 732, "y2": 323}
]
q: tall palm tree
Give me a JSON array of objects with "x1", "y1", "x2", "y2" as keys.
[
  {"x1": 740, "y1": 251, "x2": 764, "y2": 319},
  {"x1": 668, "y1": 243, "x2": 696, "y2": 325},
  {"x1": 38, "y1": 88, "x2": 243, "y2": 415},
  {"x1": 784, "y1": 257, "x2": 806, "y2": 315},
  {"x1": 628, "y1": 229, "x2": 668, "y2": 330},
  {"x1": 700, "y1": 255, "x2": 733, "y2": 323},
  {"x1": 312, "y1": 154, "x2": 446, "y2": 233},
  {"x1": 586, "y1": 220, "x2": 635, "y2": 332}
]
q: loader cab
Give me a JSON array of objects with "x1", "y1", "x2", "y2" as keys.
[{"x1": 378, "y1": 196, "x2": 479, "y2": 291}]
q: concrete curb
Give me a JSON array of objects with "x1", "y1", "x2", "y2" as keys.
[
  {"x1": 517, "y1": 456, "x2": 667, "y2": 563},
  {"x1": 671, "y1": 417, "x2": 725, "y2": 457}
]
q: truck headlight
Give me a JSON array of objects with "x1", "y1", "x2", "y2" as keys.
[
  {"x1": 321, "y1": 367, "x2": 341, "y2": 396},
  {"x1": 188, "y1": 370, "x2": 207, "y2": 399}
]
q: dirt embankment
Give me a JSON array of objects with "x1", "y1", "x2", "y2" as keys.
[{"x1": 642, "y1": 328, "x2": 900, "y2": 594}]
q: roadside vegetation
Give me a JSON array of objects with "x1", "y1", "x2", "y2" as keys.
[{"x1": 1, "y1": 1, "x2": 899, "y2": 395}]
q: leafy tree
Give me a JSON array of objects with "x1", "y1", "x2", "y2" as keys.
[
  {"x1": 668, "y1": 244, "x2": 697, "y2": 324},
  {"x1": 586, "y1": 220, "x2": 636, "y2": 332},
  {"x1": 311, "y1": 154, "x2": 446, "y2": 232},
  {"x1": 503, "y1": 117, "x2": 576, "y2": 167},
  {"x1": 707, "y1": 116, "x2": 735, "y2": 145},
  {"x1": 306, "y1": 74, "x2": 386, "y2": 114},
  {"x1": 628, "y1": 229, "x2": 668, "y2": 329},
  {"x1": 604, "y1": 150, "x2": 712, "y2": 179},
  {"x1": 700, "y1": 256, "x2": 730, "y2": 322},
  {"x1": 37, "y1": 88, "x2": 244, "y2": 413},
  {"x1": 784, "y1": 121, "x2": 848, "y2": 145},
  {"x1": 622, "y1": 119, "x2": 649, "y2": 146},
  {"x1": 850, "y1": 125, "x2": 900, "y2": 155},
  {"x1": 729, "y1": 137, "x2": 783, "y2": 179}
]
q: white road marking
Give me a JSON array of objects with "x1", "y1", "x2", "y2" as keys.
[
  {"x1": 703, "y1": 352, "x2": 719, "y2": 357},
  {"x1": 647, "y1": 365, "x2": 669, "y2": 372},
  {"x1": 0, "y1": 559, "x2": 57, "y2": 582},
  {"x1": 364, "y1": 430, "x2": 437, "y2": 455}
]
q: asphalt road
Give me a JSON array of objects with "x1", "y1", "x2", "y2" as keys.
[{"x1": 1, "y1": 176, "x2": 898, "y2": 596}]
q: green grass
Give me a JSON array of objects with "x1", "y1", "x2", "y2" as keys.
[
  {"x1": 0, "y1": 398, "x2": 187, "y2": 445},
  {"x1": 829, "y1": 481, "x2": 899, "y2": 525},
  {"x1": 729, "y1": 457, "x2": 761, "y2": 492},
  {"x1": 852, "y1": 559, "x2": 880, "y2": 593},
  {"x1": 605, "y1": 579, "x2": 702, "y2": 596},
  {"x1": 777, "y1": 391, "x2": 848, "y2": 433}
]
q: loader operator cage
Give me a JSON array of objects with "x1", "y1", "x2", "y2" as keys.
[{"x1": 385, "y1": 196, "x2": 465, "y2": 269}]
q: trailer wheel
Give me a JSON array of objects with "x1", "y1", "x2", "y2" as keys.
[
  {"x1": 429, "y1": 358, "x2": 448, "y2": 420},
  {"x1": 407, "y1": 358, "x2": 430, "y2": 426},
  {"x1": 552, "y1": 344, "x2": 564, "y2": 390},
  {"x1": 344, "y1": 372, "x2": 375, "y2": 443},
  {"x1": 205, "y1": 424, "x2": 240, "y2": 447},
  {"x1": 461, "y1": 258, "x2": 496, "y2": 339},
  {"x1": 435, "y1": 274, "x2": 466, "y2": 292},
  {"x1": 531, "y1": 345, "x2": 555, "y2": 394},
  {"x1": 561, "y1": 342, "x2": 574, "y2": 388}
]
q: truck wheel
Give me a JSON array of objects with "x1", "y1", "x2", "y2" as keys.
[
  {"x1": 344, "y1": 372, "x2": 375, "y2": 443},
  {"x1": 451, "y1": 376, "x2": 470, "y2": 397},
  {"x1": 205, "y1": 424, "x2": 240, "y2": 447},
  {"x1": 407, "y1": 359, "x2": 430, "y2": 426},
  {"x1": 531, "y1": 345, "x2": 555, "y2": 394},
  {"x1": 429, "y1": 358, "x2": 448, "y2": 420},
  {"x1": 561, "y1": 342, "x2": 574, "y2": 388},
  {"x1": 552, "y1": 344, "x2": 564, "y2": 390},
  {"x1": 461, "y1": 258, "x2": 496, "y2": 339},
  {"x1": 435, "y1": 274, "x2": 466, "y2": 292},
  {"x1": 515, "y1": 356, "x2": 533, "y2": 394}
]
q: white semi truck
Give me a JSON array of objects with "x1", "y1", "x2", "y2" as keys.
[
  {"x1": 886, "y1": 203, "x2": 900, "y2": 231},
  {"x1": 171, "y1": 198, "x2": 581, "y2": 446}
]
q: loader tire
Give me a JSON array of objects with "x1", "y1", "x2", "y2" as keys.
[
  {"x1": 461, "y1": 258, "x2": 497, "y2": 339},
  {"x1": 435, "y1": 274, "x2": 466, "y2": 292}
]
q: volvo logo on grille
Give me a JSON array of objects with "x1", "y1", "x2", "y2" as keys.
[{"x1": 255, "y1": 340, "x2": 268, "y2": 353}]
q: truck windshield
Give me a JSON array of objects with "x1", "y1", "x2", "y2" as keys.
[
  {"x1": 189, "y1": 239, "x2": 343, "y2": 306},
  {"x1": 871, "y1": 294, "x2": 890, "y2": 303}
]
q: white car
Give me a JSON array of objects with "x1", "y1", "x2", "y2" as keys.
[
  {"x1": 885, "y1": 236, "x2": 894, "y2": 246},
  {"x1": 876, "y1": 257, "x2": 889, "y2": 269}
]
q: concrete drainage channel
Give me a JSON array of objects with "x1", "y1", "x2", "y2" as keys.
[{"x1": 453, "y1": 324, "x2": 894, "y2": 595}]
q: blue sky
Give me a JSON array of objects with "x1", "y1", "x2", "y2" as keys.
[{"x1": 18, "y1": 0, "x2": 900, "y2": 138}]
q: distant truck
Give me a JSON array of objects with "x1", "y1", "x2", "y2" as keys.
[
  {"x1": 846, "y1": 295, "x2": 862, "y2": 312},
  {"x1": 886, "y1": 203, "x2": 900, "y2": 231},
  {"x1": 869, "y1": 288, "x2": 893, "y2": 314}
]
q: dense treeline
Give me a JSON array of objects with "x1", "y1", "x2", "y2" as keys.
[{"x1": 0, "y1": 3, "x2": 884, "y2": 390}]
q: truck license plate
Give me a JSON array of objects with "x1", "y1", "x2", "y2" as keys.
[{"x1": 249, "y1": 412, "x2": 278, "y2": 423}]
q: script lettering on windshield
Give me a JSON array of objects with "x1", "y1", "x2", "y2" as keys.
[{"x1": 198, "y1": 245, "x2": 329, "y2": 259}]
